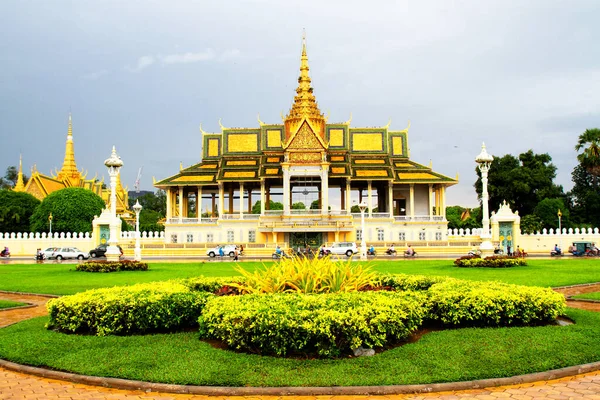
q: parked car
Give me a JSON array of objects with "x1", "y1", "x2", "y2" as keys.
[
  {"x1": 323, "y1": 242, "x2": 358, "y2": 257},
  {"x1": 89, "y1": 244, "x2": 123, "y2": 258},
  {"x1": 206, "y1": 245, "x2": 237, "y2": 257},
  {"x1": 49, "y1": 247, "x2": 90, "y2": 260},
  {"x1": 41, "y1": 247, "x2": 59, "y2": 259}
]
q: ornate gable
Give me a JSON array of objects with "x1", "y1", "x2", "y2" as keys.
[{"x1": 285, "y1": 121, "x2": 326, "y2": 151}]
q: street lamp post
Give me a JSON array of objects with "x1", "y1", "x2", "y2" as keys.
[
  {"x1": 358, "y1": 200, "x2": 367, "y2": 261},
  {"x1": 104, "y1": 146, "x2": 123, "y2": 262},
  {"x1": 557, "y1": 209, "x2": 562, "y2": 250},
  {"x1": 133, "y1": 200, "x2": 143, "y2": 261},
  {"x1": 475, "y1": 143, "x2": 495, "y2": 257},
  {"x1": 48, "y1": 213, "x2": 53, "y2": 236}
]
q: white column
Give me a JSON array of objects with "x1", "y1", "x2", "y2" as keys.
[
  {"x1": 197, "y1": 186, "x2": 202, "y2": 222},
  {"x1": 218, "y1": 183, "x2": 224, "y2": 219},
  {"x1": 282, "y1": 166, "x2": 290, "y2": 215},
  {"x1": 441, "y1": 186, "x2": 446, "y2": 218},
  {"x1": 321, "y1": 168, "x2": 329, "y2": 215},
  {"x1": 260, "y1": 180, "x2": 266, "y2": 215},
  {"x1": 409, "y1": 184, "x2": 415, "y2": 218},
  {"x1": 388, "y1": 181, "x2": 394, "y2": 217},
  {"x1": 367, "y1": 180, "x2": 373, "y2": 218},
  {"x1": 428, "y1": 184, "x2": 433, "y2": 221},
  {"x1": 239, "y1": 183, "x2": 244, "y2": 219},
  {"x1": 166, "y1": 188, "x2": 172, "y2": 220},
  {"x1": 178, "y1": 186, "x2": 183, "y2": 223},
  {"x1": 345, "y1": 180, "x2": 351, "y2": 213}
]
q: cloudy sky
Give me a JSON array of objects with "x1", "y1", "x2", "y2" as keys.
[{"x1": 2, "y1": 0, "x2": 599, "y2": 207}]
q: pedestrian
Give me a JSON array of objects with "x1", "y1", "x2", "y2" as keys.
[
  {"x1": 233, "y1": 246, "x2": 239, "y2": 262},
  {"x1": 218, "y1": 245, "x2": 224, "y2": 259}
]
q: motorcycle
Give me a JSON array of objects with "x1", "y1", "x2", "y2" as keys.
[
  {"x1": 367, "y1": 249, "x2": 376, "y2": 256},
  {"x1": 0, "y1": 249, "x2": 10, "y2": 258},
  {"x1": 385, "y1": 248, "x2": 397, "y2": 256},
  {"x1": 550, "y1": 250, "x2": 563, "y2": 257},
  {"x1": 272, "y1": 250, "x2": 291, "y2": 259},
  {"x1": 468, "y1": 249, "x2": 481, "y2": 256}
]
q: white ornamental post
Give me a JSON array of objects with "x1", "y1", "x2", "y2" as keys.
[
  {"x1": 475, "y1": 143, "x2": 494, "y2": 257},
  {"x1": 359, "y1": 200, "x2": 368, "y2": 261},
  {"x1": 104, "y1": 146, "x2": 123, "y2": 262},
  {"x1": 133, "y1": 200, "x2": 143, "y2": 261}
]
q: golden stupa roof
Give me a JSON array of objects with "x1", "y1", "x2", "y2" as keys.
[
  {"x1": 13, "y1": 154, "x2": 26, "y2": 192},
  {"x1": 56, "y1": 114, "x2": 82, "y2": 183},
  {"x1": 284, "y1": 33, "x2": 326, "y2": 139}
]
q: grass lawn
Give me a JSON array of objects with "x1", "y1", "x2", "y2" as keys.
[
  {"x1": 1, "y1": 258, "x2": 600, "y2": 295},
  {"x1": 1, "y1": 258, "x2": 599, "y2": 387},
  {"x1": 572, "y1": 291, "x2": 600, "y2": 301},
  {"x1": 0, "y1": 300, "x2": 27, "y2": 309}
]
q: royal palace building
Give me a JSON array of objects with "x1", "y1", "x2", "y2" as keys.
[{"x1": 155, "y1": 39, "x2": 457, "y2": 249}]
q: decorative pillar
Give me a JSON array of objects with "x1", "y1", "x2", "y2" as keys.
[
  {"x1": 133, "y1": 200, "x2": 142, "y2": 261},
  {"x1": 428, "y1": 184, "x2": 433, "y2": 221},
  {"x1": 441, "y1": 186, "x2": 446, "y2": 218},
  {"x1": 367, "y1": 181, "x2": 373, "y2": 218},
  {"x1": 345, "y1": 180, "x2": 351, "y2": 213},
  {"x1": 166, "y1": 187, "x2": 172, "y2": 220},
  {"x1": 211, "y1": 193, "x2": 216, "y2": 217},
  {"x1": 228, "y1": 185, "x2": 234, "y2": 215},
  {"x1": 239, "y1": 183, "x2": 244, "y2": 219},
  {"x1": 283, "y1": 166, "x2": 290, "y2": 215},
  {"x1": 247, "y1": 185, "x2": 253, "y2": 214},
  {"x1": 409, "y1": 184, "x2": 415, "y2": 218},
  {"x1": 321, "y1": 168, "x2": 329, "y2": 215},
  {"x1": 197, "y1": 186, "x2": 203, "y2": 222},
  {"x1": 260, "y1": 180, "x2": 266, "y2": 215},
  {"x1": 388, "y1": 181, "x2": 394, "y2": 216},
  {"x1": 178, "y1": 186, "x2": 183, "y2": 223},
  {"x1": 340, "y1": 185, "x2": 345, "y2": 211},
  {"x1": 359, "y1": 201, "x2": 367, "y2": 261},
  {"x1": 104, "y1": 146, "x2": 123, "y2": 262},
  {"x1": 476, "y1": 143, "x2": 494, "y2": 256},
  {"x1": 218, "y1": 183, "x2": 224, "y2": 219}
]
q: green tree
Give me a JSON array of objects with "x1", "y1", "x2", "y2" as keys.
[
  {"x1": 475, "y1": 150, "x2": 564, "y2": 217},
  {"x1": 292, "y1": 202, "x2": 306, "y2": 210},
  {"x1": 251, "y1": 200, "x2": 284, "y2": 214},
  {"x1": 533, "y1": 198, "x2": 569, "y2": 231},
  {"x1": 0, "y1": 191, "x2": 40, "y2": 232},
  {"x1": 567, "y1": 164, "x2": 600, "y2": 226},
  {"x1": 575, "y1": 128, "x2": 600, "y2": 181},
  {"x1": 30, "y1": 188, "x2": 105, "y2": 233},
  {"x1": 446, "y1": 206, "x2": 482, "y2": 230},
  {"x1": 129, "y1": 190, "x2": 166, "y2": 217},
  {"x1": 0, "y1": 166, "x2": 28, "y2": 189},
  {"x1": 520, "y1": 214, "x2": 543, "y2": 234}
]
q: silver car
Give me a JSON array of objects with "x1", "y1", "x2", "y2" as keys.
[
  {"x1": 206, "y1": 245, "x2": 237, "y2": 258},
  {"x1": 324, "y1": 242, "x2": 358, "y2": 257},
  {"x1": 49, "y1": 247, "x2": 90, "y2": 260}
]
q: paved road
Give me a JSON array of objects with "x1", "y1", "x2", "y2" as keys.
[{"x1": 1, "y1": 286, "x2": 600, "y2": 399}]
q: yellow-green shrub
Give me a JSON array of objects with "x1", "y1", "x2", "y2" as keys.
[
  {"x1": 454, "y1": 256, "x2": 527, "y2": 268},
  {"x1": 234, "y1": 256, "x2": 379, "y2": 294},
  {"x1": 182, "y1": 276, "x2": 244, "y2": 293},
  {"x1": 198, "y1": 291, "x2": 427, "y2": 357},
  {"x1": 47, "y1": 281, "x2": 212, "y2": 335},
  {"x1": 379, "y1": 273, "x2": 454, "y2": 291},
  {"x1": 76, "y1": 260, "x2": 148, "y2": 272},
  {"x1": 426, "y1": 280, "x2": 566, "y2": 326}
]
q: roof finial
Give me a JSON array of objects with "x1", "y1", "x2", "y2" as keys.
[
  {"x1": 58, "y1": 112, "x2": 81, "y2": 183},
  {"x1": 14, "y1": 154, "x2": 25, "y2": 191}
]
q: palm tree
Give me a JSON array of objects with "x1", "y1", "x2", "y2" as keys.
[{"x1": 575, "y1": 128, "x2": 600, "y2": 181}]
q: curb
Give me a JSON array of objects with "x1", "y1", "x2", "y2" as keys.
[{"x1": 1, "y1": 358, "x2": 600, "y2": 396}]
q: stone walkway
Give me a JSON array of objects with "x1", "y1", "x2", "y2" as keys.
[{"x1": 1, "y1": 286, "x2": 600, "y2": 399}]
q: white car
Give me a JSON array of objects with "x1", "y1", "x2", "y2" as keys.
[
  {"x1": 323, "y1": 242, "x2": 358, "y2": 257},
  {"x1": 206, "y1": 245, "x2": 237, "y2": 258},
  {"x1": 49, "y1": 247, "x2": 90, "y2": 260}
]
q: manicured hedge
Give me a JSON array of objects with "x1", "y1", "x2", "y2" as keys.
[
  {"x1": 76, "y1": 260, "x2": 149, "y2": 272},
  {"x1": 182, "y1": 276, "x2": 244, "y2": 293},
  {"x1": 454, "y1": 255, "x2": 527, "y2": 268},
  {"x1": 198, "y1": 291, "x2": 428, "y2": 357},
  {"x1": 426, "y1": 280, "x2": 566, "y2": 326},
  {"x1": 379, "y1": 273, "x2": 454, "y2": 291},
  {"x1": 47, "y1": 281, "x2": 212, "y2": 335}
]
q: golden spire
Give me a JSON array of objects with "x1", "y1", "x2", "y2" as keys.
[
  {"x1": 57, "y1": 113, "x2": 81, "y2": 183},
  {"x1": 284, "y1": 32, "x2": 326, "y2": 139},
  {"x1": 14, "y1": 154, "x2": 25, "y2": 191}
]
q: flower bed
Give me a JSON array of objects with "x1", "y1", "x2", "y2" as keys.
[
  {"x1": 198, "y1": 291, "x2": 427, "y2": 357},
  {"x1": 76, "y1": 260, "x2": 149, "y2": 272},
  {"x1": 454, "y1": 255, "x2": 527, "y2": 268}
]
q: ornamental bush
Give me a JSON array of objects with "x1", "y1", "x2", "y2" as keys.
[
  {"x1": 75, "y1": 260, "x2": 148, "y2": 272},
  {"x1": 46, "y1": 281, "x2": 212, "y2": 335},
  {"x1": 198, "y1": 291, "x2": 428, "y2": 357},
  {"x1": 234, "y1": 256, "x2": 379, "y2": 294},
  {"x1": 426, "y1": 280, "x2": 566, "y2": 327},
  {"x1": 182, "y1": 276, "x2": 244, "y2": 293},
  {"x1": 454, "y1": 255, "x2": 527, "y2": 268},
  {"x1": 378, "y1": 273, "x2": 454, "y2": 291}
]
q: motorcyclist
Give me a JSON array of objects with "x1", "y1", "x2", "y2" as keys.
[
  {"x1": 367, "y1": 245, "x2": 376, "y2": 256},
  {"x1": 0, "y1": 247, "x2": 9, "y2": 257},
  {"x1": 553, "y1": 244, "x2": 562, "y2": 256},
  {"x1": 385, "y1": 244, "x2": 396, "y2": 255}
]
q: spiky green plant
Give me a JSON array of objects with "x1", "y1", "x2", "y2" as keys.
[{"x1": 233, "y1": 256, "x2": 379, "y2": 294}]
